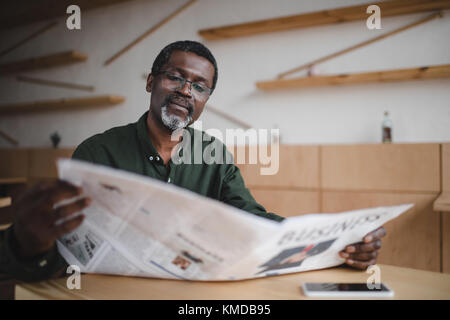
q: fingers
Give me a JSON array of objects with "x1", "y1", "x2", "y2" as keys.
[
  {"x1": 11, "y1": 180, "x2": 87, "y2": 258},
  {"x1": 46, "y1": 180, "x2": 84, "y2": 206},
  {"x1": 363, "y1": 227, "x2": 387, "y2": 243},
  {"x1": 344, "y1": 258, "x2": 377, "y2": 270},
  {"x1": 338, "y1": 227, "x2": 386, "y2": 270},
  {"x1": 343, "y1": 240, "x2": 382, "y2": 254},
  {"x1": 29, "y1": 180, "x2": 82, "y2": 205},
  {"x1": 49, "y1": 197, "x2": 91, "y2": 225},
  {"x1": 53, "y1": 214, "x2": 85, "y2": 238},
  {"x1": 339, "y1": 250, "x2": 378, "y2": 261}
]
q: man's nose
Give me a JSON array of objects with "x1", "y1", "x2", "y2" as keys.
[{"x1": 177, "y1": 81, "x2": 192, "y2": 97}]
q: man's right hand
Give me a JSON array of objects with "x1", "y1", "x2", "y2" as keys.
[{"x1": 11, "y1": 180, "x2": 91, "y2": 259}]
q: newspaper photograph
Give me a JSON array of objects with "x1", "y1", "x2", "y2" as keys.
[{"x1": 56, "y1": 159, "x2": 414, "y2": 281}]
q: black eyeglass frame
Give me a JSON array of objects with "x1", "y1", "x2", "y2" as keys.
[{"x1": 157, "y1": 70, "x2": 212, "y2": 98}]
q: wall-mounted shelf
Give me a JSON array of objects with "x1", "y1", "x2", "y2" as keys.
[
  {"x1": 0, "y1": 177, "x2": 27, "y2": 185},
  {"x1": 199, "y1": 0, "x2": 450, "y2": 40},
  {"x1": 434, "y1": 193, "x2": 450, "y2": 212},
  {"x1": 0, "y1": 197, "x2": 11, "y2": 208},
  {"x1": 0, "y1": 95, "x2": 125, "y2": 115},
  {"x1": 0, "y1": 51, "x2": 87, "y2": 74},
  {"x1": 256, "y1": 64, "x2": 450, "y2": 90}
]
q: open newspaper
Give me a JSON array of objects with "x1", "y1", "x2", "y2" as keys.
[{"x1": 56, "y1": 159, "x2": 413, "y2": 281}]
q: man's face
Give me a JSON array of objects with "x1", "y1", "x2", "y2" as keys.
[{"x1": 146, "y1": 50, "x2": 215, "y2": 131}]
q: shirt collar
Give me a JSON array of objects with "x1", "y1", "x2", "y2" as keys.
[
  {"x1": 136, "y1": 110, "x2": 196, "y2": 163},
  {"x1": 136, "y1": 111, "x2": 159, "y2": 158}
]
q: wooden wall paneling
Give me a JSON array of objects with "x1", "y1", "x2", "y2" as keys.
[
  {"x1": 250, "y1": 189, "x2": 320, "y2": 218},
  {"x1": 439, "y1": 143, "x2": 450, "y2": 273},
  {"x1": 442, "y1": 213, "x2": 450, "y2": 273},
  {"x1": 321, "y1": 144, "x2": 440, "y2": 192},
  {"x1": 28, "y1": 148, "x2": 75, "y2": 179},
  {"x1": 442, "y1": 143, "x2": 450, "y2": 192},
  {"x1": 434, "y1": 193, "x2": 450, "y2": 211},
  {"x1": 0, "y1": 148, "x2": 29, "y2": 178},
  {"x1": 322, "y1": 191, "x2": 440, "y2": 272},
  {"x1": 234, "y1": 145, "x2": 320, "y2": 189}
]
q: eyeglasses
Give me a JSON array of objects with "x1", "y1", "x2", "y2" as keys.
[{"x1": 158, "y1": 71, "x2": 211, "y2": 98}]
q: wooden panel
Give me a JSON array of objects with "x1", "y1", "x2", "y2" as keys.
[
  {"x1": 434, "y1": 193, "x2": 450, "y2": 212},
  {"x1": 0, "y1": 149, "x2": 29, "y2": 178},
  {"x1": 234, "y1": 145, "x2": 319, "y2": 189},
  {"x1": 250, "y1": 189, "x2": 320, "y2": 218},
  {"x1": 28, "y1": 148, "x2": 75, "y2": 179},
  {"x1": 322, "y1": 191, "x2": 440, "y2": 272},
  {"x1": 321, "y1": 144, "x2": 440, "y2": 192},
  {"x1": 0, "y1": 95, "x2": 125, "y2": 115},
  {"x1": 257, "y1": 64, "x2": 450, "y2": 90},
  {"x1": 434, "y1": 143, "x2": 450, "y2": 213},
  {"x1": 0, "y1": 51, "x2": 87, "y2": 74},
  {"x1": 442, "y1": 143, "x2": 450, "y2": 192},
  {"x1": 443, "y1": 213, "x2": 450, "y2": 273},
  {"x1": 199, "y1": 0, "x2": 450, "y2": 40}
]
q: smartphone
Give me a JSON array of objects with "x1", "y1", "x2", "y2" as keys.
[{"x1": 301, "y1": 282, "x2": 394, "y2": 298}]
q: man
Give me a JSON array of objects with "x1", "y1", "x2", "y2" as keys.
[{"x1": 0, "y1": 41, "x2": 385, "y2": 282}]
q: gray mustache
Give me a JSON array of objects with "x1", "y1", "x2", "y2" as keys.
[{"x1": 166, "y1": 95, "x2": 194, "y2": 115}]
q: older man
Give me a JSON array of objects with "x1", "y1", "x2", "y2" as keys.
[{"x1": 0, "y1": 41, "x2": 385, "y2": 281}]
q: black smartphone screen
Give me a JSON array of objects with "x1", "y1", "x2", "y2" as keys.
[{"x1": 304, "y1": 282, "x2": 391, "y2": 292}]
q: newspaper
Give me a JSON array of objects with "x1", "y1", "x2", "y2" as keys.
[{"x1": 56, "y1": 159, "x2": 413, "y2": 281}]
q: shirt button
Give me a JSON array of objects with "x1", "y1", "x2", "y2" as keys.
[
  {"x1": 156, "y1": 156, "x2": 160, "y2": 161},
  {"x1": 149, "y1": 156, "x2": 154, "y2": 161},
  {"x1": 39, "y1": 259, "x2": 48, "y2": 267}
]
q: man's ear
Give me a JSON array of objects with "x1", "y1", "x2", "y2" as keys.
[{"x1": 146, "y1": 73, "x2": 154, "y2": 93}]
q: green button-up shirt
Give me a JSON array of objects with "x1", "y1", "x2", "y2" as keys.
[
  {"x1": 0, "y1": 111, "x2": 283, "y2": 282},
  {"x1": 72, "y1": 111, "x2": 282, "y2": 222}
]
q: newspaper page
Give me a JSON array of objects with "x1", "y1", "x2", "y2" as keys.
[{"x1": 56, "y1": 159, "x2": 413, "y2": 281}]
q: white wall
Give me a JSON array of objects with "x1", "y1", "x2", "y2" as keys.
[{"x1": 0, "y1": 0, "x2": 449, "y2": 148}]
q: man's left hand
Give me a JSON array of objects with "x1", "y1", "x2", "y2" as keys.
[{"x1": 339, "y1": 226, "x2": 386, "y2": 270}]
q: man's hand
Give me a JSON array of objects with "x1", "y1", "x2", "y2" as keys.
[
  {"x1": 339, "y1": 227, "x2": 386, "y2": 270},
  {"x1": 12, "y1": 180, "x2": 91, "y2": 259}
]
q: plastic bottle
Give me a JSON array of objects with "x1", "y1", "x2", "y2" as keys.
[{"x1": 382, "y1": 111, "x2": 392, "y2": 143}]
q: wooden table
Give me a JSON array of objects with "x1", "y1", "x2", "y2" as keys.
[{"x1": 15, "y1": 264, "x2": 450, "y2": 300}]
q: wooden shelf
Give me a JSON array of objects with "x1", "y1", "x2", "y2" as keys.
[
  {"x1": 199, "y1": 0, "x2": 450, "y2": 40},
  {"x1": 0, "y1": 95, "x2": 125, "y2": 115},
  {"x1": 434, "y1": 193, "x2": 450, "y2": 212},
  {"x1": 0, "y1": 51, "x2": 87, "y2": 74},
  {"x1": 256, "y1": 64, "x2": 450, "y2": 90},
  {"x1": 0, "y1": 177, "x2": 27, "y2": 185},
  {"x1": 0, "y1": 197, "x2": 11, "y2": 208}
]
